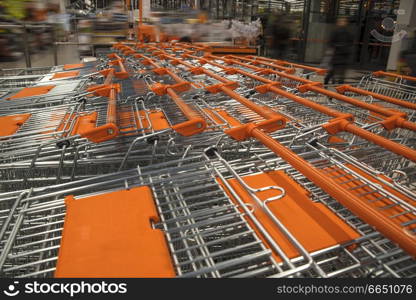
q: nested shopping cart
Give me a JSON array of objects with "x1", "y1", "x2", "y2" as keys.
[
  {"x1": 0, "y1": 41, "x2": 415, "y2": 278},
  {"x1": 0, "y1": 156, "x2": 279, "y2": 278},
  {"x1": 358, "y1": 71, "x2": 416, "y2": 101},
  {"x1": 0, "y1": 146, "x2": 414, "y2": 278},
  {"x1": 0, "y1": 46, "x2": 274, "y2": 190}
]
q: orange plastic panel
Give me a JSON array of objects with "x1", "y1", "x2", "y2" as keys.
[
  {"x1": 51, "y1": 71, "x2": 80, "y2": 79},
  {"x1": 7, "y1": 85, "x2": 55, "y2": 100},
  {"x1": 55, "y1": 187, "x2": 175, "y2": 278},
  {"x1": 138, "y1": 110, "x2": 170, "y2": 131},
  {"x1": 218, "y1": 171, "x2": 360, "y2": 261},
  {"x1": 63, "y1": 64, "x2": 85, "y2": 70},
  {"x1": 71, "y1": 112, "x2": 98, "y2": 135},
  {"x1": 0, "y1": 113, "x2": 31, "y2": 136}
]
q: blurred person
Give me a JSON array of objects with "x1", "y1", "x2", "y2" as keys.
[
  {"x1": 265, "y1": 12, "x2": 292, "y2": 59},
  {"x1": 179, "y1": 36, "x2": 192, "y2": 43},
  {"x1": 324, "y1": 17, "x2": 354, "y2": 85},
  {"x1": 400, "y1": 30, "x2": 416, "y2": 86},
  {"x1": 77, "y1": 19, "x2": 93, "y2": 58},
  {"x1": 0, "y1": 0, "x2": 27, "y2": 61}
]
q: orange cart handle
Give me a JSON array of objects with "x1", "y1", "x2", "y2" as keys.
[
  {"x1": 226, "y1": 55, "x2": 294, "y2": 73},
  {"x1": 165, "y1": 88, "x2": 206, "y2": 136},
  {"x1": 300, "y1": 84, "x2": 406, "y2": 119},
  {"x1": 248, "y1": 56, "x2": 327, "y2": 75},
  {"x1": 373, "y1": 71, "x2": 416, "y2": 82},
  {"x1": 246, "y1": 127, "x2": 416, "y2": 258},
  {"x1": 336, "y1": 85, "x2": 416, "y2": 111}
]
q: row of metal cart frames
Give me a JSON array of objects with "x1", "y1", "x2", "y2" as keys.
[{"x1": 0, "y1": 41, "x2": 415, "y2": 278}]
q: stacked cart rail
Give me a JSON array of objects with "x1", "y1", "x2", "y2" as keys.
[{"x1": 0, "y1": 42, "x2": 415, "y2": 278}]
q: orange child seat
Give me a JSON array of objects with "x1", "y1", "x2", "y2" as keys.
[
  {"x1": 51, "y1": 71, "x2": 80, "y2": 80},
  {"x1": 218, "y1": 171, "x2": 360, "y2": 262},
  {"x1": 0, "y1": 113, "x2": 31, "y2": 136},
  {"x1": 55, "y1": 187, "x2": 175, "y2": 278},
  {"x1": 63, "y1": 64, "x2": 85, "y2": 70},
  {"x1": 6, "y1": 85, "x2": 56, "y2": 100}
]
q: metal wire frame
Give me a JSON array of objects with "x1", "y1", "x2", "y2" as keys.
[
  {"x1": 0, "y1": 156, "x2": 281, "y2": 278},
  {"x1": 135, "y1": 51, "x2": 416, "y2": 186},
  {"x1": 0, "y1": 43, "x2": 415, "y2": 278},
  {"x1": 0, "y1": 62, "x2": 99, "y2": 91},
  {"x1": 0, "y1": 79, "x2": 90, "y2": 110},
  {"x1": 212, "y1": 141, "x2": 416, "y2": 278},
  {"x1": 0, "y1": 148, "x2": 411, "y2": 277},
  {"x1": 0, "y1": 58, "x2": 241, "y2": 191},
  {"x1": 0, "y1": 79, "x2": 272, "y2": 191},
  {"x1": 292, "y1": 89, "x2": 416, "y2": 144},
  {"x1": 339, "y1": 89, "x2": 416, "y2": 122},
  {"x1": 358, "y1": 75, "x2": 416, "y2": 102},
  {"x1": 116, "y1": 48, "x2": 416, "y2": 194},
  {"x1": 0, "y1": 58, "x2": 125, "y2": 111},
  {"x1": 0, "y1": 99, "x2": 186, "y2": 191},
  {"x1": 3, "y1": 99, "x2": 411, "y2": 276}
]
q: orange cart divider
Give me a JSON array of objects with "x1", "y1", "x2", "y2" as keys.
[
  {"x1": 226, "y1": 126, "x2": 416, "y2": 257},
  {"x1": 0, "y1": 113, "x2": 32, "y2": 136},
  {"x1": 55, "y1": 186, "x2": 175, "y2": 278},
  {"x1": 6, "y1": 85, "x2": 56, "y2": 100},
  {"x1": 63, "y1": 64, "x2": 85, "y2": 71},
  {"x1": 218, "y1": 171, "x2": 360, "y2": 262},
  {"x1": 51, "y1": 71, "x2": 80, "y2": 80}
]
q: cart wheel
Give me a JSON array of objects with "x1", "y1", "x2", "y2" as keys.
[
  {"x1": 146, "y1": 135, "x2": 160, "y2": 144},
  {"x1": 204, "y1": 147, "x2": 218, "y2": 158},
  {"x1": 56, "y1": 140, "x2": 71, "y2": 149},
  {"x1": 307, "y1": 138, "x2": 318, "y2": 147}
]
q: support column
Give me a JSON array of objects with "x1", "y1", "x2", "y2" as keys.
[{"x1": 387, "y1": 0, "x2": 416, "y2": 71}]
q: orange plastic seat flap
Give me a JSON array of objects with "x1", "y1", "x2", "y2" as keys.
[
  {"x1": 218, "y1": 171, "x2": 360, "y2": 262},
  {"x1": 6, "y1": 85, "x2": 56, "y2": 100},
  {"x1": 51, "y1": 71, "x2": 80, "y2": 80},
  {"x1": 63, "y1": 64, "x2": 85, "y2": 70},
  {"x1": 55, "y1": 187, "x2": 175, "y2": 278},
  {"x1": 0, "y1": 113, "x2": 31, "y2": 136}
]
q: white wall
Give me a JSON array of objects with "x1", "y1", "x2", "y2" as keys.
[{"x1": 386, "y1": 0, "x2": 416, "y2": 70}]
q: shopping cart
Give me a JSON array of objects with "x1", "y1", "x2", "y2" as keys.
[
  {"x1": 209, "y1": 145, "x2": 416, "y2": 278},
  {"x1": 0, "y1": 145, "x2": 414, "y2": 278},
  {"x1": 358, "y1": 71, "x2": 416, "y2": 100},
  {"x1": 1, "y1": 41, "x2": 415, "y2": 279},
  {"x1": 0, "y1": 156, "x2": 280, "y2": 278}
]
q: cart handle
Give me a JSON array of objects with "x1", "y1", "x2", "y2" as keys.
[
  {"x1": 230, "y1": 126, "x2": 416, "y2": 258},
  {"x1": 107, "y1": 53, "x2": 129, "y2": 79},
  {"x1": 204, "y1": 54, "x2": 314, "y2": 84},
  {"x1": 226, "y1": 55, "x2": 295, "y2": 73},
  {"x1": 336, "y1": 85, "x2": 416, "y2": 111},
  {"x1": 247, "y1": 55, "x2": 327, "y2": 75},
  {"x1": 373, "y1": 71, "x2": 416, "y2": 82},
  {"x1": 299, "y1": 83, "x2": 416, "y2": 134}
]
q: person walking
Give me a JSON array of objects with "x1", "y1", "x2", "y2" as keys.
[
  {"x1": 400, "y1": 30, "x2": 416, "y2": 86},
  {"x1": 324, "y1": 17, "x2": 354, "y2": 85},
  {"x1": 265, "y1": 13, "x2": 291, "y2": 59}
]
